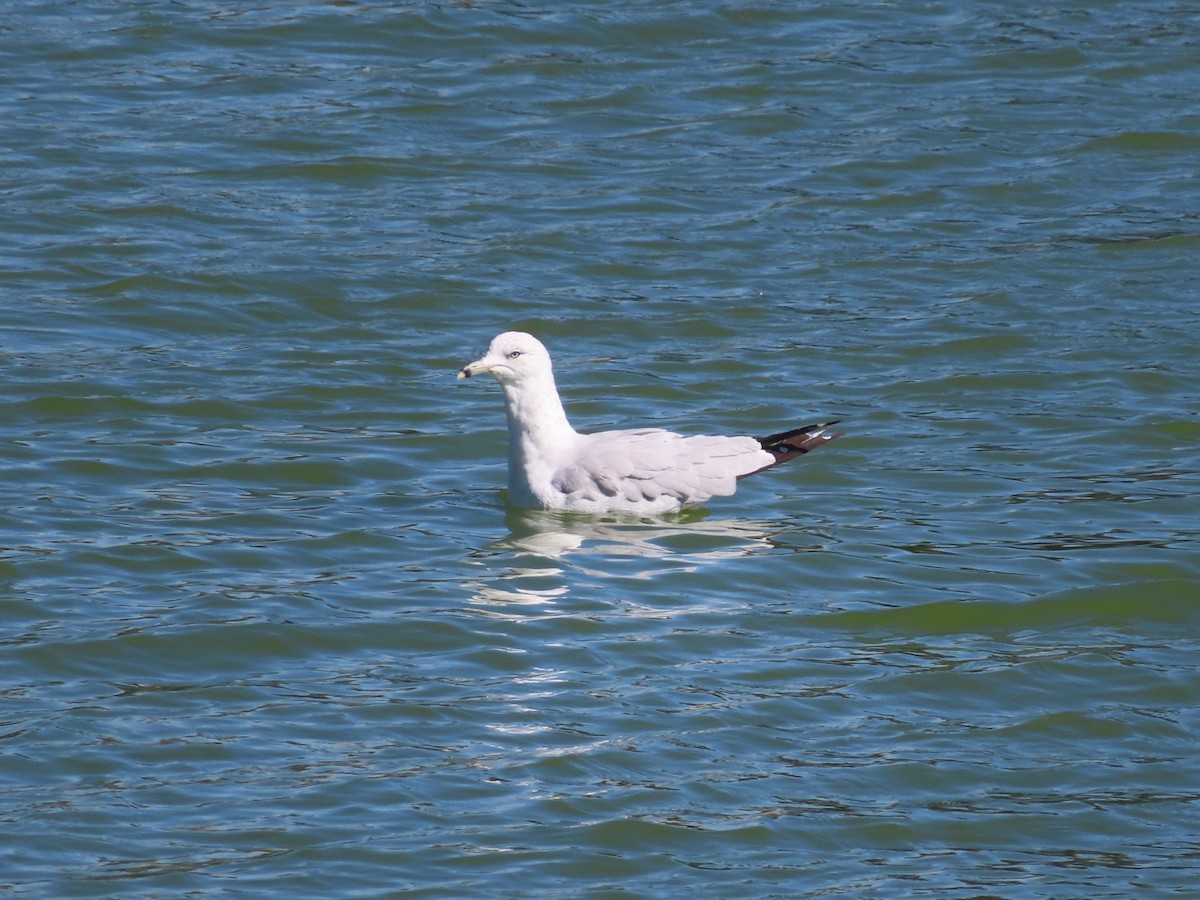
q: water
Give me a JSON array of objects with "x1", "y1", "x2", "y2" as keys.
[{"x1": 2, "y1": 1, "x2": 1199, "y2": 896}]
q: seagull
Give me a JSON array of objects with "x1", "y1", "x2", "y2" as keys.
[{"x1": 457, "y1": 331, "x2": 843, "y2": 514}]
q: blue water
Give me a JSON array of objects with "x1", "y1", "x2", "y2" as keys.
[{"x1": 2, "y1": 2, "x2": 1199, "y2": 896}]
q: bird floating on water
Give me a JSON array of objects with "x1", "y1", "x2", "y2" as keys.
[{"x1": 457, "y1": 331, "x2": 843, "y2": 514}]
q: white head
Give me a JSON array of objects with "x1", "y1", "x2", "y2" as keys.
[{"x1": 457, "y1": 331, "x2": 555, "y2": 387}]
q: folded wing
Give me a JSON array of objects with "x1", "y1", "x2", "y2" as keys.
[{"x1": 551, "y1": 428, "x2": 775, "y2": 507}]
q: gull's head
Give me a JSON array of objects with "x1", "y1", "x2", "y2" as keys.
[{"x1": 457, "y1": 331, "x2": 554, "y2": 386}]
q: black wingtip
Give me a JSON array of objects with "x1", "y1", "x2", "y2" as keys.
[
  {"x1": 757, "y1": 420, "x2": 845, "y2": 461},
  {"x1": 758, "y1": 420, "x2": 842, "y2": 447}
]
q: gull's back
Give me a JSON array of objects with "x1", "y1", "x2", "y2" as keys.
[{"x1": 547, "y1": 428, "x2": 774, "y2": 513}]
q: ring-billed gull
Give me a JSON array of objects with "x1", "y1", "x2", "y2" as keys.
[{"x1": 458, "y1": 331, "x2": 843, "y2": 514}]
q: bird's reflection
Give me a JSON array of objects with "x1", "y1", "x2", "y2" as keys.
[
  {"x1": 499, "y1": 507, "x2": 783, "y2": 564},
  {"x1": 465, "y1": 507, "x2": 826, "y2": 616}
]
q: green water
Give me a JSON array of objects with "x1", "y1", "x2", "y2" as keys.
[{"x1": 3, "y1": 2, "x2": 1199, "y2": 896}]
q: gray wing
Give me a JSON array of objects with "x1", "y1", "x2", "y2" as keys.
[{"x1": 550, "y1": 428, "x2": 774, "y2": 507}]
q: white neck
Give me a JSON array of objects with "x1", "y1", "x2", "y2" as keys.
[{"x1": 500, "y1": 374, "x2": 577, "y2": 501}]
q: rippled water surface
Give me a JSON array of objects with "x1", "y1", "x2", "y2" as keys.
[{"x1": 3, "y1": 2, "x2": 1199, "y2": 896}]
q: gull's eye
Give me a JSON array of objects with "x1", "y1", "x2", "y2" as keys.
[{"x1": 508, "y1": 350, "x2": 522, "y2": 359}]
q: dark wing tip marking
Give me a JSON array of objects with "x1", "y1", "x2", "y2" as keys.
[{"x1": 755, "y1": 420, "x2": 845, "y2": 465}]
